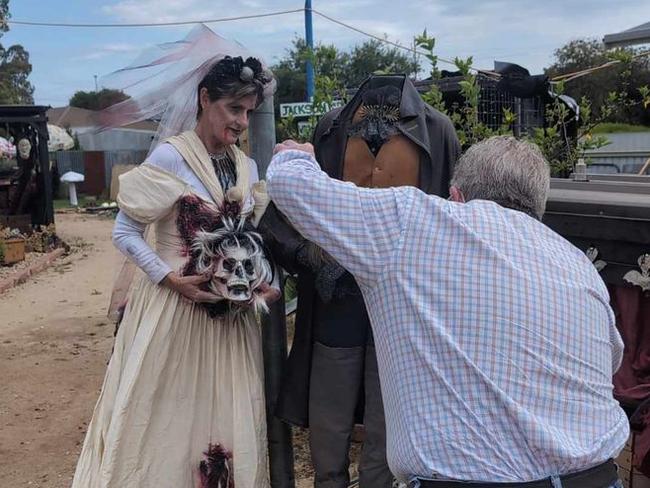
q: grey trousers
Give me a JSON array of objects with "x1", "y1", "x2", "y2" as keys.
[{"x1": 309, "y1": 342, "x2": 394, "y2": 488}]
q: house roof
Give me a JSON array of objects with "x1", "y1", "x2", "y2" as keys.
[
  {"x1": 604, "y1": 21, "x2": 650, "y2": 48},
  {"x1": 47, "y1": 106, "x2": 158, "y2": 131},
  {"x1": 0, "y1": 105, "x2": 49, "y2": 124}
]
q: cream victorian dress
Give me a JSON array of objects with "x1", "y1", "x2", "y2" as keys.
[{"x1": 72, "y1": 131, "x2": 271, "y2": 488}]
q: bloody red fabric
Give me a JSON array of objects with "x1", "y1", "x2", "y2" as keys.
[
  {"x1": 612, "y1": 286, "x2": 650, "y2": 402},
  {"x1": 610, "y1": 285, "x2": 650, "y2": 474}
]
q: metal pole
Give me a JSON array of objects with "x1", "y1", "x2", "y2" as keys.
[
  {"x1": 304, "y1": 0, "x2": 315, "y2": 101},
  {"x1": 36, "y1": 119, "x2": 54, "y2": 226},
  {"x1": 249, "y1": 95, "x2": 295, "y2": 488},
  {"x1": 514, "y1": 98, "x2": 522, "y2": 138},
  {"x1": 261, "y1": 291, "x2": 295, "y2": 488},
  {"x1": 412, "y1": 39, "x2": 417, "y2": 78},
  {"x1": 249, "y1": 96, "x2": 277, "y2": 178}
]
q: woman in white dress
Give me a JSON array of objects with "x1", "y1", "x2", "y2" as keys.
[{"x1": 72, "y1": 26, "x2": 277, "y2": 488}]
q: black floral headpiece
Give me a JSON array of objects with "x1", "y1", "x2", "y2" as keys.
[{"x1": 208, "y1": 56, "x2": 273, "y2": 87}]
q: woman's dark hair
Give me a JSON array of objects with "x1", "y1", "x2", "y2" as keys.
[{"x1": 197, "y1": 56, "x2": 272, "y2": 119}]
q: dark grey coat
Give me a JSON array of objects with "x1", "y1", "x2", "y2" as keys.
[{"x1": 260, "y1": 75, "x2": 460, "y2": 427}]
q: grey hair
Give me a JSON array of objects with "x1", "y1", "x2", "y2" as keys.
[
  {"x1": 192, "y1": 218, "x2": 272, "y2": 281},
  {"x1": 450, "y1": 136, "x2": 550, "y2": 219}
]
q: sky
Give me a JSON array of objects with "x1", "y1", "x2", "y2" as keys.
[{"x1": 3, "y1": 0, "x2": 649, "y2": 107}]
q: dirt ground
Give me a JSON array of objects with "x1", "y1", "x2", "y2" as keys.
[{"x1": 0, "y1": 211, "x2": 360, "y2": 487}]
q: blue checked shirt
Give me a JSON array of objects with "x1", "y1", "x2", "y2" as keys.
[{"x1": 266, "y1": 149, "x2": 629, "y2": 483}]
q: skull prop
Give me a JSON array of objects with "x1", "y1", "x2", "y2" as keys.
[
  {"x1": 191, "y1": 217, "x2": 275, "y2": 313},
  {"x1": 213, "y1": 243, "x2": 259, "y2": 302},
  {"x1": 17, "y1": 138, "x2": 32, "y2": 160}
]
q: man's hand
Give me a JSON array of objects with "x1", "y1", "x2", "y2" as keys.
[
  {"x1": 161, "y1": 272, "x2": 224, "y2": 303},
  {"x1": 254, "y1": 281, "x2": 282, "y2": 305},
  {"x1": 273, "y1": 139, "x2": 315, "y2": 157}
]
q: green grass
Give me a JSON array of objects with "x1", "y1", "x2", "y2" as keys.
[
  {"x1": 592, "y1": 123, "x2": 650, "y2": 134},
  {"x1": 53, "y1": 195, "x2": 110, "y2": 209},
  {"x1": 53, "y1": 198, "x2": 74, "y2": 209}
]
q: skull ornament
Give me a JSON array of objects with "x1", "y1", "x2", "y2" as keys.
[
  {"x1": 213, "y1": 245, "x2": 258, "y2": 302},
  {"x1": 190, "y1": 216, "x2": 275, "y2": 314},
  {"x1": 624, "y1": 253, "x2": 650, "y2": 292},
  {"x1": 17, "y1": 138, "x2": 32, "y2": 160}
]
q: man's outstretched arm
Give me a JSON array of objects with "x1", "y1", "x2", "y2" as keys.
[{"x1": 266, "y1": 143, "x2": 412, "y2": 288}]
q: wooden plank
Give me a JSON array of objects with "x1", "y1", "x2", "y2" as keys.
[
  {"x1": 109, "y1": 164, "x2": 136, "y2": 202},
  {"x1": 638, "y1": 156, "x2": 650, "y2": 176}
]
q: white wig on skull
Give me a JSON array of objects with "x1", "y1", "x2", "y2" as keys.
[{"x1": 192, "y1": 216, "x2": 274, "y2": 314}]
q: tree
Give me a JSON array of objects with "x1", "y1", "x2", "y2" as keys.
[
  {"x1": 272, "y1": 37, "x2": 419, "y2": 105},
  {"x1": 340, "y1": 39, "x2": 419, "y2": 87},
  {"x1": 273, "y1": 37, "x2": 420, "y2": 141},
  {"x1": 0, "y1": 0, "x2": 7, "y2": 32},
  {"x1": 545, "y1": 38, "x2": 650, "y2": 126},
  {"x1": 272, "y1": 37, "x2": 346, "y2": 105},
  {"x1": 69, "y1": 88, "x2": 130, "y2": 111},
  {"x1": 0, "y1": 1, "x2": 35, "y2": 104},
  {"x1": 415, "y1": 31, "x2": 649, "y2": 177}
]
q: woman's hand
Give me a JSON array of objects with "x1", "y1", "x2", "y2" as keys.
[{"x1": 161, "y1": 272, "x2": 224, "y2": 303}]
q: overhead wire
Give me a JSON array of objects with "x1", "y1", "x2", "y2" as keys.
[
  {"x1": 8, "y1": 6, "x2": 499, "y2": 77},
  {"x1": 7, "y1": 8, "x2": 303, "y2": 28},
  {"x1": 310, "y1": 8, "x2": 500, "y2": 77},
  {"x1": 9, "y1": 6, "x2": 647, "y2": 84}
]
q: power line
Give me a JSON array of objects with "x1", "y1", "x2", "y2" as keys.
[
  {"x1": 8, "y1": 6, "x2": 497, "y2": 76},
  {"x1": 11, "y1": 6, "x2": 637, "y2": 84},
  {"x1": 4, "y1": 6, "x2": 515, "y2": 78},
  {"x1": 310, "y1": 9, "x2": 499, "y2": 77},
  {"x1": 7, "y1": 8, "x2": 303, "y2": 27},
  {"x1": 310, "y1": 9, "x2": 459, "y2": 68},
  {"x1": 314, "y1": 9, "x2": 648, "y2": 84}
]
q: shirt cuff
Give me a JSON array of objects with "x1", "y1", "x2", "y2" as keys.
[{"x1": 150, "y1": 262, "x2": 173, "y2": 285}]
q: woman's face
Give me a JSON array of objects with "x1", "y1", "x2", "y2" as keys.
[{"x1": 199, "y1": 89, "x2": 257, "y2": 147}]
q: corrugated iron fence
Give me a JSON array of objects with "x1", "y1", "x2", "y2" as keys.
[
  {"x1": 50, "y1": 149, "x2": 148, "y2": 196},
  {"x1": 584, "y1": 132, "x2": 650, "y2": 174}
]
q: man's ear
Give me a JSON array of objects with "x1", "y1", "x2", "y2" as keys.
[{"x1": 449, "y1": 185, "x2": 465, "y2": 203}]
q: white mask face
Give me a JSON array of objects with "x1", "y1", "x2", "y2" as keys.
[
  {"x1": 18, "y1": 138, "x2": 31, "y2": 159},
  {"x1": 212, "y1": 245, "x2": 258, "y2": 302}
]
